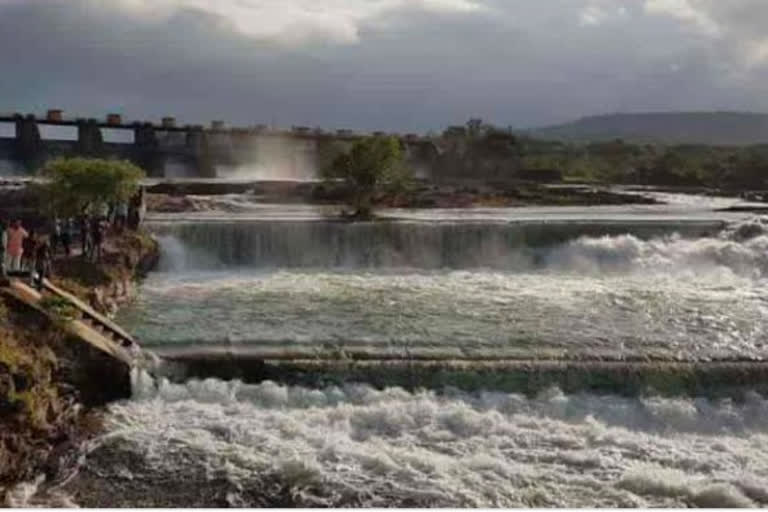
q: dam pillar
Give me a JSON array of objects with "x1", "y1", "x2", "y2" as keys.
[
  {"x1": 132, "y1": 123, "x2": 165, "y2": 177},
  {"x1": 77, "y1": 119, "x2": 104, "y2": 155},
  {"x1": 134, "y1": 123, "x2": 158, "y2": 149},
  {"x1": 14, "y1": 115, "x2": 42, "y2": 169},
  {"x1": 185, "y1": 127, "x2": 216, "y2": 177}
]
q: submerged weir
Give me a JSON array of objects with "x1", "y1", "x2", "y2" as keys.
[{"x1": 115, "y1": 215, "x2": 768, "y2": 392}]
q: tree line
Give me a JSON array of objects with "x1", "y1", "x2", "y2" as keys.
[{"x1": 434, "y1": 119, "x2": 768, "y2": 189}]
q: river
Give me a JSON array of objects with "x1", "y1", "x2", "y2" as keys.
[{"x1": 16, "y1": 195, "x2": 768, "y2": 507}]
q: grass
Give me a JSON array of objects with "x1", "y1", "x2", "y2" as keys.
[
  {"x1": 9, "y1": 388, "x2": 53, "y2": 428},
  {"x1": 0, "y1": 334, "x2": 31, "y2": 370},
  {"x1": 0, "y1": 303, "x2": 61, "y2": 430},
  {"x1": 51, "y1": 277, "x2": 91, "y2": 303},
  {"x1": 39, "y1": 295, "x2": 81, "y2": 324}
]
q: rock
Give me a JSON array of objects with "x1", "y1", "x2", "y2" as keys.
[
  {"x1": 11, "y1": 372, "x2": 29, "y2": 392},
  {"x1": 0, "y1": 396, "x2": 22, "y2": 415}
]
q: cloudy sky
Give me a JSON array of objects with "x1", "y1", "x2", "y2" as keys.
[{"x1": 1, "y1": 0, "x2": 767, "y2": 131}]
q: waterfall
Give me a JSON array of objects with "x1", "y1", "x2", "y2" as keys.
[{"x1": 148, "y1": 220, "x2": 720, "y2": 271}]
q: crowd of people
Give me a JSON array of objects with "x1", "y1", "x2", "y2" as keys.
[
  {"x1": 0, "y1": 189, "x2": 145, "y2": 290},
  {"x1": 0, "y1": 219, "x2": 53, "y2": 290}
]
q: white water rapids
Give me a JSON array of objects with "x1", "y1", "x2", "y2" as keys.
[
  {"x1": 30, "y1": 373, "x2": 768, "y2": 507},
  {"x1": 15, "y1": 208, "x2": 768, "y2": 507}
]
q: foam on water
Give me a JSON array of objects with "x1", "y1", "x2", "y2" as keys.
[
  {"x1": 16, "y1": 216, "x2": 768, "y2": 507},
  {"x1": 67, "y1": 371, "x2": 768, "y2": 507},
  {"x1": 548, "y1": 229, "x2": 768, "y2": 277},
  {"x1": 2, "y1": 474, "x2": 80, "y2": 508}
]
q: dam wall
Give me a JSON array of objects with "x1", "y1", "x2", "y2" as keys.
[{"x1": 0, "y1": 111, "x2": 439, "y2": 178}]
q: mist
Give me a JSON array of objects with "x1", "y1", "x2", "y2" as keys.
[{"x1": 215, "y1": 136, "x2": 319, "y2": 181}]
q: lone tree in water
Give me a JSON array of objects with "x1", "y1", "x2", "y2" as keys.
[
  {"x1": 322, "y1": 136, "x2": 411, "y2": 219},
  {"x1": 36, "y1": 157, "x2": 145, "y2": 216}
]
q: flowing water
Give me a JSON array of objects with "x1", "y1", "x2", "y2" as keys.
[
  {"x1": 118, "y1": 217, "x2": 768, "y2": 361},
  {"x1": 54, "y1": 375, "x2": 768, "y2": 507},
  {"x1": 24, "y1": 201, "x2": 768, "y2": 507}
]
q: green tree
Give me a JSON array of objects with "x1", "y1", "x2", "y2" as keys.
[
  {"x1": 723, "y1": 149, "x2": 768, "y2": 189},
  {"x1": 36, "y1": 157, "x2": 145, "y2": 216},
  {"x1": 322, "y1": 136, "x2": 410, "y2": 219}
]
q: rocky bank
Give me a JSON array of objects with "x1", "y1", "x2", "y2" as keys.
[
  {"x1": 0, "y1": 229, "x2": 159, "y2": 503},
  {"x1": 145, "y1": 179, "x2": 657, "y2": 214}
]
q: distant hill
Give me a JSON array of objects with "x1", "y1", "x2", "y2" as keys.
[{"x1": 529, "y1": 112, "x2": 768, "y2": 146}]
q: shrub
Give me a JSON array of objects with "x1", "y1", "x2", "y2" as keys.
[
  {"x1": 321, "y1": 136, "x2": 411, "y2": 218},
  {"x1": 36, "y1": 157, "x2": 145, "y2": 217},
  {"x1": 39, "y1": 296, "x2": 80, "y2": 324}
]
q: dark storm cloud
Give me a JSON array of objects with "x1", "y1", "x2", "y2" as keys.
[{"x1": 0, "y1": 0, "x2": 766, "y2": 131}]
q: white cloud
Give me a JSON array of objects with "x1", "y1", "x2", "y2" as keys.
[
  {"x1": 579, "y1": 2, "x2": 627, "y2": 27},
  {"x1": 579, "y1": 5, "x2": 607, "y2": 26},
  {"x1": 113, "y1": 0, "x2": 485, "y2": 45},
  {"x1": 644, "y1": 0, "x2": 768, "y2": 65},
  {"x1": 643, "y1": 0, "x2": 720, "y2": 35}
]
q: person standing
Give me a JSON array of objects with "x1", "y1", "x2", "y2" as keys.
[
  {"x1": 128, "y1": 194, "x2": 138, "y2": 230},
  {"x1": 138, "y1": 188, "x2": 146, "y2": 227},
  {"x1": 34, "y1": 236, "x2": 52, "y2": 291},
  {"x1": 51, "y1": 217, "x2": 62, "y2": 255},
  {"x1": 91, "y1": 216, "x2": 105, "y2": 262},
  {"x1": 0, "y1": 219, "x2": 7, "y2": 279},
  {"x1": 79, "y1": 213, "x2": 91, "y2": 257},
  {"x1": 21, "y1": 229, "x2": 36, "y2": 272},
  {"x1": 116, "y1": 201, "x2": 128, "y2": 230},
  {"x1": 6, "y1": 220, "x2": 28, "y2": 272},
  {"x1": 128, "y1": 188, "x2": 146, "y2": 230},
  {"x1": 61, "y1": 217, "x2": 73, "y2": 257},
  {"x1": 99, "y1": 202, "x2": 110, "y2": 224}
]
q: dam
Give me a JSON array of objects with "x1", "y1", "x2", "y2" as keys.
[{"x1": 0, "y1": 110, "x2": 439, "y2": 178}]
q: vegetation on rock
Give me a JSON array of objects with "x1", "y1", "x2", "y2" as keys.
[
  {"x1": 39, "y1": 296, "x2": 80, "y2": 324},
  {"x1": 321, "y1": 136, "x2": 412, "y2": 218},
  {"x1": 1, "y1": 300, "x2": 66, "y2": 483}
]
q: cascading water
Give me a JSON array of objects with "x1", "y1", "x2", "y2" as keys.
[
  {"x1": 47, "y1": 213, "x2": 768, "y2": 507},
  {"x1": 52, "y1": 368, "x2": 768, "y2": 507},
  {"x1": 150, "y1": 220, "x2": 722, "y2": 271},
  {"x1": 117, "y1": 217, "x2": 768, "y2": 361}
]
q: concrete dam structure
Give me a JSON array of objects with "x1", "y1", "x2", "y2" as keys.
[{"x1": 0, "y1": 110, "x2": 439, "y2": 178}]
